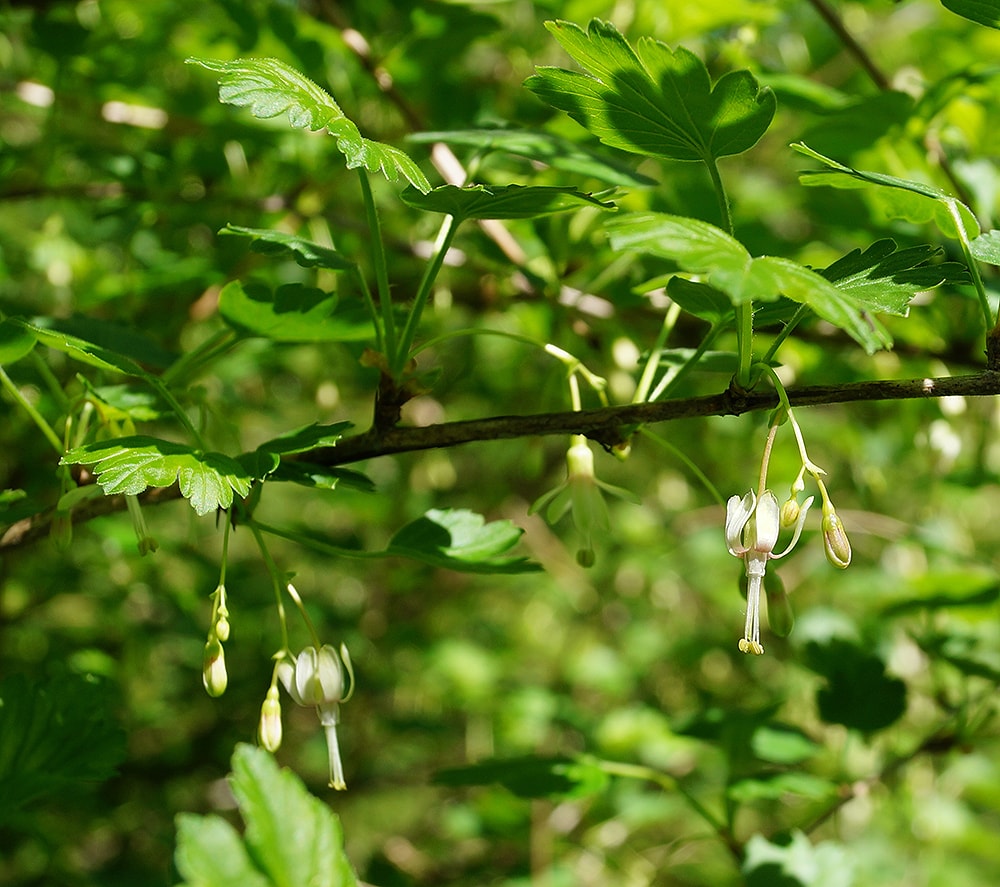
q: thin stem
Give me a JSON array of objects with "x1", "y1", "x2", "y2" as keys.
[
  {"x1": 760, "y1": 305, "x2": 811, "y2": 366},
  {"x1": 358, "y1": 169, "x2": 395, "y2": 361},
  {"x1": 0, "y1": 366, "x2": 64, "y2": 455},
  {"x1": 648, "y1": 321, "x2": 724, "y2": 403},
  {"x1": 393, "y1": 215, "x2": 460, "y2": 374},
  {"x1": 633, "y1": 302, "x2": 682, "y2": 404},
  {"x1": 638, "y1": 427, "x2": 724, "y2": 505},
  {"x1": 250, "y1": 522, "x2": 291, "y2": 653},
  {"x1": 29, "y1": 350, "x2": 71, "y2": 413},
  {"x1": 161, "y1": 329, "x2": 237, "y2": 387},
  {"x1": 352, "y1": 266, "x2": 384, "y2": 354},
  {"x1": 945, "y1": 201, "x2": 993, "y2": 332},
  {"x1": 804, "y1": 0, "x2": 889, "y2": 90},
  {"x1": 757, "y1": 420, "x2": 780, "y2": 497},
  {"x1": 146, "y1": 375, "x2": 205, "y2": 449}
]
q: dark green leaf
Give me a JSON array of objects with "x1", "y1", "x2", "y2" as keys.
[
  {"x1": 728, "y1": 771, "x2": 837, "y2": 803},
  {"x1": 11, "y1": 318, "x2": 146, "y2": 376},
  {"x1": 435, "y1": 755, "x2": 609, "y2": 799},
  {"x1": 257, "y1": 421, "x2": 354, "y2": 456},
  {"x1": 525, "y1": 19, "x2": 775, "y2": 163},
  {"x1": 0, "y1": 673, "x2": 125, "y2": 823},
  {"x1": 219, "y1": 281, "x2": 374, "y2": 342},
  {"x1": 400, "y1": 183, "x2": 616, "y2": 220},
  {"x1": 408, "y1": 128, "x2": 657, "y2": 186},
  {"x1": 657, "y1": 349, "x2": 741, "y2": 374},
  {"x1": 221, "y1": 224, "x2": 357, "y2": 271},
  {"x1": 387, "y1": 508, "x2": 541, "y2": 574},
  {"x1": 797, "y1": 91, "x2": 914, "y2": 157},
  {"x1": 61, "y1": 436, "x2": 252, "y2": 516},
  {"x1": 665, "y1": 278, "x2": 734, "y2": 325},
  {"x1": 0, "y1": 318, "x2": 37, "y2": 365},
  {"x1": 804, "y1": 639, "x2": 907, "y2": 734},
  {"x1": 941, "y1": 0, "x2": 1000, "y2": 28},
  {"x1": 270, "y1": 463, "x2": 376, "y2": 493}
]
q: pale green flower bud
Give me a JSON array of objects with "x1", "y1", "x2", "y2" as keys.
[
  {"x1": 258, "y1": 685, "x2": 282, "y2": 752},
  {"x1": 822, "y1": 508, "x2": 852, "y2": 569},
  {"x1": 779, "y1": 497, "x2": 800, "y2": 529},
  {"x1": 202, "y1": 638, "x2": 227, "y2": 697}
]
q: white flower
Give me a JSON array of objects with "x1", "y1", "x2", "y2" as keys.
[{"x1": 726, "y1": 489, "x2": 812, "y2": 655}]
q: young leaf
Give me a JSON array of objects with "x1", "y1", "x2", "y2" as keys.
[
  {"x1": 608, "y1": 213, "x2": 889, "y2": 351},
  {"x1": 820, "y1": 239, "x2": 967, "y2": 315},
  {"x1": 940, "y1": 0, "x2": 1000, "y2": 29},
  {"x1": 400, "y1": 183, "x2": 616, "y2": 221},
  {"x1": 793, "y1": 142, "x2": 980, "y2": 239},
  {"x1": 386, "y1": 508, "x2": 541, "y2": 573},
  {"x1": 407, "y1": 128, "x2": 658, "y2": 186},
  {"x1": 218, "y1": 281, "x2": 374, "y2": 342},
  {"x1": 0, "y1": 318, "x2": 37, "y2": 365},
  {"x1": 525, "y1": 19, "x2": 775, "y2": 163},
  {"x1": 187, "y1": 56, "x2": 431, "y2": 193},
  {"x1": 221, "y1": 224, "x2": 357, "y2": 271},
  {"x1": 61, "y1": 436, "x2": 252, "y2": 516}
]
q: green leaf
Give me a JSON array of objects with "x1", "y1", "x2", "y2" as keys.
[
  {"x1": 236, "y1": 421, "x2": 368, "y2": 488},
  {"x1": 408, "y1": 128, "x2": 657, "y2": 186},
  {"x1": 256, "y1": 421, "x2": 354, "y2": 456},
  {"x1": 61, "y1": 436, "x2": 252, "y2": 516},
  {"x1": 820, "y1": 239, "x2": 967, "y2": 315},
  {"x1": 175, "y1": 815, "x2": 270, "y2": 887},
  {"x1": 970, "y1": 229, "x2": 1000, "y2": 264},
  {"x1": 387, "y1": 508, "x2": 541, "y2": 574},
  {"x1": 10, "y1": 317, "x2": 146, "y2": 376},
  {"x1": 219, "y1": 281, "x2": 374, "y2": 342},
  {"x1": 941, "y1": 0, "x2": 1000, "y2": 28},
  {"x1": 881, "y1": 569, "x2": 1000, "y2": 616},
  {"x1": 744, "y1": 831, "x2": 854, "y2": 887},
  {"x1": 657, "y1": 349, "x2": 743, "y2": 374},
  {"x1": 0, "y1": 318, "x2": 37, "y2": 365},
  {"x1": 400, "y1": 183, "x2": 616, "y2": 221},
  {"x1": 793, "y1": 142, "x2": 980, "y2": 239},
  {"x1": 750, "y1": 725, "x2": 820, "y2": 765},
  {"x1": 665, "y1": 278, "x2": 733, "y2": 325},
  {"x1": 271, "y1": 462, "x2": 376, "y2": 493},
  {"x1": 175, "y1": 744, "x2": 358, "y2": 887},
  {"x1": 608, "y1": 213, "x2": 889, "y2": 351},
  {"x1": 804, "y1": 639, "x2": 907, "y2": 734},
  {"x1": 229, "y1": 744, "x2": 358, "y2": 887},
  {"x1": 221, "y1": 224, "x2": 357, "y2": 271},
  {"x1": 0, "y1": 673, "x2": 126, "y2": 823},
  {"x1": 525, "y1": 19, "x2": 775, "y2": 163},
  {"x1": 435, "y1": 754, "x2": 609, "y2": 799},
  {"x1": 728, "y1": 771, "x2": 837, "y2": 803},
  {"x1": 187, "y1": 56, "x2": 431, "y2": 192}
]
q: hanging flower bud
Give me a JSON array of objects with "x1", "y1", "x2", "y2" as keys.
[
  {"x1": 822, "y1": 506, "x2": 852, "y2": 569},
  {"x1": 202, "y1": 638, "x2": 227, "y2": 697},
  {"x1": 779, "y1": 496, "x2": 800, "y2": 529},
  {"x1": 258, "y1": 684, "x2": 283, "y2": 752}
]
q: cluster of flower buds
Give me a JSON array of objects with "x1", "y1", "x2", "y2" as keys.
[
  {"x1": 264, "y1": 637, "x2": 355, "y2": 790},
  {"x1": 202, "y1": 584, "x2": 229, "y2": 697}
]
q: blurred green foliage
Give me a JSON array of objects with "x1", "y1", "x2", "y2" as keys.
[{"x1": 1, "y1": 1, "x2": 1000, "y2": 886}]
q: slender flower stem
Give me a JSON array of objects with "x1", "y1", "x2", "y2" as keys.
[
  {"x1": 946, "y1": 201, "x2": 993, "y2": 332},
  {"x1": 633, "y1": 302, "x2": 681, "y2": 404},
  {"x1": 30, "y1": 350, "x2": 70, "y2": 412},
  {"x1": 394, "y1": 215, "x2": 460, "y2": 375},
  {"x1": 250, "y1": 523, "x2": 291, "y2": 653},
  {"x1": 760, "y1": 304, "x2": 810, "y2": 366},
  {"x1": 757, "y1": 420, "x2": 779, "y2": 497},
  {"x1": 648, "y1": 321, "x2": 724, "y2": 403},
  {"x1": 358, "y1": 169, "x2": 395, "y2": 361},
  {"x1": 161, "y1": 329, "x2": 237, "y2": 387},
  {"x1": 638, "y1": 427, "x2": 724, "y2": 505},
  {"x1": 146, "y1": 375, "x2": 206, "y2": 450},
  {"x1": 0, "y1": 366, "x2": 64, "y2": 455}
]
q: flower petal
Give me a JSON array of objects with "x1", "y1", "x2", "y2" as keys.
[
  {"x1": 725, "y1": 490, "x2": 755, "y2": 556},
  {"x1": 750, "y1": 491, "x2": 781, "y2": 553}
]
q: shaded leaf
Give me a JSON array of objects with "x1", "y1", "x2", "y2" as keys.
[
  {"x1": 941, "y1": 0, "x2": 1000, "y2": 28},
  {"x1": 10, "y1": 317, "x2": 146, "y2": 376},
  {"x1": 435, "y1": 755, "x2": 609, "y2": 799},
  {"x1": 408, "y1": 128, "x2": 657, "y2": 186},
  {"x1": 61, "y1": 436, "x2": 252, "y2": 516},
  {"x1": 665, "y1": 278, "x2": 733, "y2": 325},
  {"x1": 188, "y1": 56, "x2": 430, "y2": 192},
  {"x1": 728, "y1": 771, "x2": 837, "y2": 803},
  {"x1": 221, "y1": 224, "x2": 356, "y2": 271},
  {"x1": 219, "y1": 281, "x2": 373, "y2": 342},
  {"x1": 387, "y1": 508, "x2": 541, "y2": 573},
  {"x1": 0, "y1": 673, "x2": 126, "y2": 823},
  {"x1": 0, "y1": 318, "x2": 37, "y2": 365},
  {"x1": 271, "y1": 462, "x2": 376, "y2": 493},
  {"x1": 751, "y1": 725, "x2": 819, "y2": 765},
  {"x1": 400, "y1": 183, "x2": 615, "y2": 220},
  {"x1": 882, "y1": 570, "x2": 1000, "y2": 616},
  {"x1": 525, "y1": 19, "x2": 775, "y2": 163}
]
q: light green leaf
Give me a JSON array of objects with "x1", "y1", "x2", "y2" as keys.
[
  {"x1": 61, "y1": 436, "x2": 252, "y2": 516},
  {"x1": 387, "y1": 508, "x2": 541, "y2": 574},
  {"x1": 525, "y1": 19, "x2": 775, "y2": 163},
  {"x1": 400, "y1": 183, "x2": 616, "y2": 220},
  {"x1": 608, "y1": 213, "x2": 888, "y2": 351},
  {"x1": 221, "y1": 224, "x2": 357, "y2": 271},
  {"x1": 271, "y1": 462, "x2": 376, "y2": 493},
  {"x1": 175, "y1": 815, "x2": 270, "y2": 887},
  {"x1": 187, "y1": 56, "x2": 431, "y2": 193},
  {"x1": 750, "y1": 725, "x2": 820, "y2": 765},
  {"x1": 0, "y1": 319, "x2": 37, "y2": 365},
  {"x1": 744, "y1": 831, "x2": 854, "y2": 887},
  {"x1": 229, "y1": 744, "x2": 358, "y2": 887},
  {"x1": 219, "y1": 281, "x2": 374, "y2": 342},
  {"x1": 728, "y1": 771, "x2": 837, "y2": 803},
  {"x1": 408, "y1": 128, "x2": 657, "y2": 186},
  {"x1": 970, "y1": 229, "x2": 1000, "y2": 264},
  {"x1": 941, "y1": 0, "x2": 1000, "y2": 28},
  {"x1": 793, "y1": 142, "x2": 980, "y2": 239},
  {"x1": 237, "y1": 422, "x2": 358, "y2": 483},
  {"x1": 10, "y1": 318, "x2": 146, "y2": 376}
]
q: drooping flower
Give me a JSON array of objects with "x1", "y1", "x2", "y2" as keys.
[
  {"x1": 279, "y1": 643, "x2": 354, "y2": 789},
  {"x1": 726, "y1": 489, "x2": 812, "y2": 655}
]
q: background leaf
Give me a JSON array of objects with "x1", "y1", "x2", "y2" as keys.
[
  {"x1": 400, "y1": 183, "x2": 616, "y2": 220},
  {"x1": 434, "y1": 755, "x2": 610, "y2": 799},
  {"x1": 221, "y1": 224, "x2": 357, "y2": 271},
  {"x1": 940, "y1": 0, "x2": 1000, "y2": 28}
]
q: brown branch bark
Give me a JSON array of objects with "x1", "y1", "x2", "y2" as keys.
[{"x1": 2, "y1": 372, "x2": 998, "y2": 553}]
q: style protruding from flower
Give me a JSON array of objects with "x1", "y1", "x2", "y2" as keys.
[
  {"x1": 278, "y1": 642, "x2": 355, "y2": 790},
  {"x1": 726, "y1": 489, "x2": 812, "y2": 655},
  {"x1": 530, "y1": 434, "x2": 637, "y2": 567}
]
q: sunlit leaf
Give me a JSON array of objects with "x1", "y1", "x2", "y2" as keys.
[
  {"x1": 743, "y1": 831, "x2": 854, "y2": 887},
  {"x1": 187, "y1": 56, "x2": 431, "y2": 192},
  {"x1": 525, "y1": 19, "x2": 775, "y2": 163},
  {"x1": 175, "y1": 815, "x2": 270, "y2": 887},
  {"x1": 0, "y1": 319, "x2": 37, "y2": 365},
  {"x1": 221, "y1": 224, "x2": 357, "y2": 271},
  {"x1": 61, "y1": 436, "x2": 252, "y2": 516},
  {"x1": 750, "y1": 724, "x2": 819, "y2": 765},
  {"x1": 387, "y1": 508, "x2": 541, "y2": 573},
  {"x1": 400, "y1": 183, "x2": 616, "y2": 220},
  {"x1": 970, "y1": 229, "x2": 1000, "y2": 264},
  {"x1": 219, "y1": 281, "x2": 374, "y2": 342}
]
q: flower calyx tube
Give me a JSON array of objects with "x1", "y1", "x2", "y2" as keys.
[
  {"x1": 726, "y1": 489, "x2": 813, "y2": 655},
  {"x1": 278, "y1": 643, "x2": 355, "y2": 790}
]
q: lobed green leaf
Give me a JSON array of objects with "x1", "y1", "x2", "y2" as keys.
[
  {"x1": 525, "y1": 19, "x2": 775, "y2": 163},
  {"x1": 400, "y1": 183, "x2": 616, "y2": 220},
  {"x1": 221, "y1": 224, "x2": 357, "y2": 271}
]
